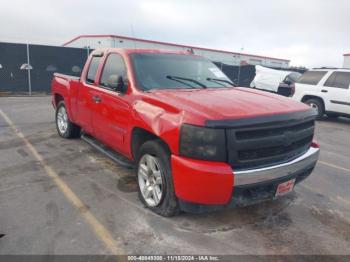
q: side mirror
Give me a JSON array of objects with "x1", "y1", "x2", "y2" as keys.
[
  {"x1": 284, "y1": 80, "x2": 292, "y2": 85},
  {"x1": 284, "y1": 76, "x2": 293, "y2": 85},
  {"x1": 107, "y1": 74, "x2": 128, "y2": 93}
]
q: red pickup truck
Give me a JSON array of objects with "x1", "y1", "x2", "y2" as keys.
[{"x1": 51, "y1": 48, "x2": 319, "y2": 216}]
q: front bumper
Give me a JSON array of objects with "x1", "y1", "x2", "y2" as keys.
[
  {"x1": 234, "y1": 147, "x2": 319, "y2": 186},
  {"x1": 171, "y1": 146, "x2": 319, "y2": 212}
]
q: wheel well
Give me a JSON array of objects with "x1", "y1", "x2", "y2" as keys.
[
  {"x1": 131, "y1": 127, "x2": 171, "y2": 161},
  {"x1": 54, "y1": 93, "x2": 64, "y2": 107},
  {"x1": 301, "y1": 95, "x2": 325, "y2": 108}
]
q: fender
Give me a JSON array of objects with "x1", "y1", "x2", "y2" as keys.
[
  {"x1": 52, "y1": 74, "x2": 78, "y2": 123},
  {"x1": 130, "y1": 98, "x2": 185, "y2": 156},
  {"x1": 301, "y1": 94, "x2": 327, "y2": 110}
]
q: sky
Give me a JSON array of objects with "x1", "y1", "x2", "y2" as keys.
[{"x1": 0, "y1": 0, "x2": 349, "y2": 68}]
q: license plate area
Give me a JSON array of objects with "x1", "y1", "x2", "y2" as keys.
[{"x1": 275, "y1": 178, "x2": 295, "y2": 198}]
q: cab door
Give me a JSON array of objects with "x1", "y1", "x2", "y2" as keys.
[
  {"x1": 322, "y1": 71, "x2": 350, "y2": 114},
  {"x1": 92, "y1": 53, "x2": 131, "y2": 155},
  {"x1": 76, "y1": 55, "x2": 102, "y2": 135}
]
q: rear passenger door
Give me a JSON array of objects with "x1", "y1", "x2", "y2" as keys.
[
  {"x1": 322, "y1": 71, "x2": 350, "y2": 114},
  {"x1": 77, "y1": 55, "x2": 102, "y2": 135}
]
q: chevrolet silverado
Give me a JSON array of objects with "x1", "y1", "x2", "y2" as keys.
[{"x1": 51, "y1": 48, "x2": 319, "y2": 216}]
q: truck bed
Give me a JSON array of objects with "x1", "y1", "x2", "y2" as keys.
[{"x1": 53, "y1": 73, "x2": 80, "y2": 81}]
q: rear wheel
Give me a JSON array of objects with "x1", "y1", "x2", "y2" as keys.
[
  {"x1": 304, "y1": 98, "x2": 324, "y2": 120},
  {"x1": 55, "y1": 101, "x2": 81, "y2": 138},
  {"x1": 137, "y1": 140, "x2": 180, "y2": 217}
]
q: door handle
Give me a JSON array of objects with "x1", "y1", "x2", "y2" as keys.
[
  {"x1": 92, "y1": 95, "x2": 101, "y2": 103},
  {"x1": 321, "y1": 90, "x2": 328, "y2": 93}
]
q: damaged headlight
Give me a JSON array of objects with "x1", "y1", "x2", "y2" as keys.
[{"x1": 179, "y1": 124, "x2": 226, "y2": 161}]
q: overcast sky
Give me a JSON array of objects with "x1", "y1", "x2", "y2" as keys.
[{"x1": 1, "y1": 0, "x2": 349, "y2": 68}]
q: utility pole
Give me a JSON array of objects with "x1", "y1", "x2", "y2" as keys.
[{"x1": 26, "y1": 42, "x2": 32, "y2": 96}]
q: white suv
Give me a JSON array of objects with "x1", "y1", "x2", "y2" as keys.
[{"x1": 292, "y1": 68, "x2": 350, "y2": 119}]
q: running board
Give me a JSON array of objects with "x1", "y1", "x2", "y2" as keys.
[{"x1": 81, "y1": 133, "x2": 134, "y2": 169}]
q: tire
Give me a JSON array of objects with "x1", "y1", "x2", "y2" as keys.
[
  {"x1": 55, "y1": 101, "x2": 81, "y2": 138},
  {"x1": 327, "y1": 113, "x2": 339, "y2": 119},
  {"x1": 136, "y1": 140, "x2": 180, "y2": 217},
  {"x1": 304, "y1": 98, "x2": 324, "y2": 120}
]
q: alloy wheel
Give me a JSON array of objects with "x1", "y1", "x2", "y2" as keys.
[
  {"x1": 308, "y1": 102, "x2": 319, "y2": 113},
  {"x1": 138, "y1": 154, "x2": 164, "y2": 207},
  {"x1": 57, "y1": 106, "x2": 68, "y2": 134}
]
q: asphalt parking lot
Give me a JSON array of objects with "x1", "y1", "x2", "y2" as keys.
[{"x1": 0, "y1": 96, "x2": 349, "y2": 255}]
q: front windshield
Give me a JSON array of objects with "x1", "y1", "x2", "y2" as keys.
[{"x1": 131, "y1": 53, "x2": 234, "y2": 90}]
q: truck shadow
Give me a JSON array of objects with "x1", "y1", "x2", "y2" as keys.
[
  {"x1": 320, "y1": 116, "x2": 350, "y2": 126},
  {"x1": 173, "y1": 193, "x2": 296, "y2": 234}
]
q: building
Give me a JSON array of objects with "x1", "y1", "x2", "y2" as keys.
[
  {"x1": 63, "y1": 34, "x2": 290, "y2": 68},
  {"x1": 343, "y1": 53, "x2": 350, "y2": 68}
]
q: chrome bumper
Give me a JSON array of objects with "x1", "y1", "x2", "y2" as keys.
[{"x1": 234, "y1": 147, "x2": 320, "y2": 186}]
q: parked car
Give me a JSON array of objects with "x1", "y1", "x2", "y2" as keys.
[
  {"x1": 250, "y1": 65, "x2": 301, "y2": 97},
  {"x1": 292, "y1": 68, "x2": 350, "y2": 119},
  {"x1": 51, "y1": 48, "x2": 320, "y2": 216}
]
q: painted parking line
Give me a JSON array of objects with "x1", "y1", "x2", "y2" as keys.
[
  {"x1": 318, "y1": 160, "x2": 350, "y2": 173},
  {"x1": 0, "y1": 109, "x2": 124, "y2": 255}
]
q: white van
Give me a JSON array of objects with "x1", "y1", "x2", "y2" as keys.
[
  {"x1": 292, "y1": 68, "x2": 350, "y2": 119},
  {"x1": 250, "y1": 65, "x2": 301, "y2": 96}
]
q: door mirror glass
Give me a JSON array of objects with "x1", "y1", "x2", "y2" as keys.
[{"x1": 284, "y1": 79, "x2": 292, "y2": 85}]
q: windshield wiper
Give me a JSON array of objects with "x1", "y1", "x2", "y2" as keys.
[
  {"x1": 206, "y1": 77, "x2": 236, "y2": 87},
  {"x1": 167, "y1": 75, "x2": 207, "y2": 88}
]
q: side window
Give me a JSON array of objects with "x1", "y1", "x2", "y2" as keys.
[
  {"x1": 324, "y1": 72, "x2": 336, "y2": 87},
  {"x1": 297, "y1": 71, "x2": 328, "y2": 85},
  {"x1": 86, "y1": 57, "x2": 101, "y2": 84},
  {"x1": 100, "y1": 54, "x2": 127, "y2": 88},
  {"x1": 324, "y1": 72, "x2": 350, "y2": 89}
]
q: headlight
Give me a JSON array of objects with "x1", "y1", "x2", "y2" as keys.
[{"x1": 179, "y1": 124, "x2": 226, "y2": 161}]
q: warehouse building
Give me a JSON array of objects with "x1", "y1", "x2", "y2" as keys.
[
  {"x1": 63, "y1": 34, "x2": 290, "y2": 68},
  {"x1": 343, "y1": 53, "x2": 350, "y2": 68}
]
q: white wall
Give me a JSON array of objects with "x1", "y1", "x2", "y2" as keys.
[
  {"x1": 343, "y1": 56, "x2": 350, "y2": 68},
  {"x1": 66, "y1": 36, "x2": 289, "y2": 68}
]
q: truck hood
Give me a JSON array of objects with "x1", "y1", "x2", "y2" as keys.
[{"x1": 147, "y1": 87, "x2": 309, "y2": 122}]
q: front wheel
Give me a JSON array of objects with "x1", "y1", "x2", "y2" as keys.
[
  {"x1": 304, "y1": 98, "x2": 324, "y2": 120},
  {"x1": 137, "y1": 140, "x2": 180, "y2": 217},
  {"x1": 55, "y1": 101, "x2": 81, "y2": 138}
]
